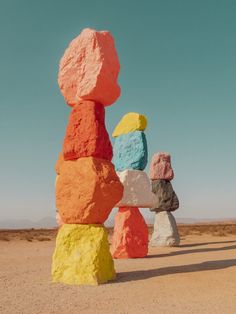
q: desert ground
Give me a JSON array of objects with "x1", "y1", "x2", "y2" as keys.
[{"x1": 0, "y1": 224, "x2": 236, "y2": 314}]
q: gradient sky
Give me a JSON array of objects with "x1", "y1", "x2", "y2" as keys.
[{"x1": 1, "y1": 0, "x2": 236, "y2": 222}]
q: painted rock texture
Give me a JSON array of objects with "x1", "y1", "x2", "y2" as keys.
[
  {"x1": 151, "y1": 179, "x2": 179, "y2": 212},
  {"x1": 58, "y1": 28, "x2": 120, "y2": 107},
  {"x1": 116, "y1": 170, "x2": 156, "y2": 208},
  {"x1": 56, "y1": 157, "x2": 124, "y2": 224},
  {"x1": 150, "y1": 152, "x2": 174, "y2": 181},
  {"x1": 55, "y1": 153, "x2": 64, "y2": 175},
  {"x1": 112, "y1": 112, "x2": 147, "y2": 137},
  {"x1": 52, "y1": 224, "x2": 115, "y2": 285},
  {"x1": 111, "y1": 207, "x2": 148, "y2": 258},
  {"x1": 150, "y1": 211, "x2": 180, "y2": 247},
  {"x1": 63, "y1": 101, "x2": 112, "y2": 161},
  {"x1": 113, "y1": 131, "x2": 148, "y2": 171}
]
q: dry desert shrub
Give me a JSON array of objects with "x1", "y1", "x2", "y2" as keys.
[
  {"x1": 0, "y1": 235, "x2": 10, "y2": 241},
  {"x1": 0, "y1": 224, "x2": 235, "y2": 241},
  {"x1": 37, "y1": 237, "x2": 51, "y2": 241}
]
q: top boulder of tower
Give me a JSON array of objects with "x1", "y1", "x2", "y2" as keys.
[
  {"x1": 112, "y1": 112, "x2": 147, "y2": 137},
  {"x1": 58, "y1": 28, "x2": 121, "y2": 107}
]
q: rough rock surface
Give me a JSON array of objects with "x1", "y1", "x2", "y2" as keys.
[
  {"x1": 150, "y1": 152, "x2": 174, "y2": 181},
  {"x1": 116, "y1": 170, "x2": 156, "y2": 208},
  {"x1": 112, "y1": 112, "x2": 147, "y2": 137},
  {"x1": 63, "y1": 101, "x2": 112, "y2": 161},
  {"x1": 150, "y1": 211, "x2": 180, "y2": 247},
  {"x1": 56, "y1": 157, "x2": 123, "y2": 224},
  {"x1": 113, "y1": 131, "x2": 148, "y2": 171},
  {"x1": 52, "y1": 224, "x2": 115, "y2": 285},
  {"x1": 58, "y1": 28, "x2": 120, "y2": 107},
  {"x1": 55, "y1": 153, "x2": 64, "y2": 175},
  {"x1": 111, "y1": 207, "x2": 148, "y2": 258},
  {"x1": 151, "y1": 179, "x2": 179, "y2": 212}
]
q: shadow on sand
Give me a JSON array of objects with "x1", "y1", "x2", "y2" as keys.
[
  {"x1": 179, "y1": 240, "x2": 236, "y2": 248},
  {"x1": 116, "y1": 259, "x2": 236, "y2": 283},
  {"x1": 147, "y1": 243, "x2": 236, "y2": 259}
]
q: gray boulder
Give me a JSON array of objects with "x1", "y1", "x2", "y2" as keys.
[{"x1": 151, "y1": 179, "x2": 179, "y2": 212}]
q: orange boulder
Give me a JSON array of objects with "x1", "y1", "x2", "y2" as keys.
[
  {"x1": 56, "y1": 157, "x2": 123, "y2": 224},
  {"x1": 58, "y1": 28, "x2": 120, "y2": 107},
  {"x1": 111, "y1": 207, "x2": 148, "y2": 259},
  {"x1": 63, "y1": 100, "x2": 113, "y2": 161}
]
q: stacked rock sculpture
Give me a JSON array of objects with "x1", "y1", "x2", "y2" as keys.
[
  {"x1": 149, "y1": 152, "x2": 180, "y2": 247},
  {"x1": 111, "y1": 113, "x2": 156, "y2": 258},
  {"x1": 51, "y1": 28, "x2": 124, "y2": 285}
]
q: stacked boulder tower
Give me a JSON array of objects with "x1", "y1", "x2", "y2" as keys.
[
  {"x1": 149, "y1": 152, "x2": 180, "y2": 247},
  {"x1": 111, "y1": 113, "x2": 156, "y2": 258},
  {"x1": 52, "y1": 28, "x2": 124, "y2": 285}
]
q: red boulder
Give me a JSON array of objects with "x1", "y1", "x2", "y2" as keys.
[{"x1": 63, "y1": 100, "x2": 113, "y2": 161}]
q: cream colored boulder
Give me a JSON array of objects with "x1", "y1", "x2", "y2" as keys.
[
  {"x1": 150, "y1": 211, "x2": 180, "y2": 247},
  {"x1": 116, "y1": 170, "x2": 156, "y2": 208}
]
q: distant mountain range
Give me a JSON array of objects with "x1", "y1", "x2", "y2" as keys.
[
  {"x1": 0, "y1": 217, "x2": 56, "y2": 229},
  {"x1": 0, "y1": 216, "x2": 235, "y2": 229}
]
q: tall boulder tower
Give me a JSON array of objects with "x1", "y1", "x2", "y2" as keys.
[{"x1": 52, "y1": 28, "x2": 124, "y2": 285}]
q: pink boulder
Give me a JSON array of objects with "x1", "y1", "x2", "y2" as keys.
[
  {"x1": 58, "y1": 28, "x2": 120, "y2": 107},
  {"x1": 150, "y1": 152, "x2": 174, "y2": 181}
]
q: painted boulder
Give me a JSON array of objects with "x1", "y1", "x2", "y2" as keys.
[
  {"x1": 111, "y1": 207, "x2": 148, "y2": 258},
  {"x1": 56, "y1": 157, "x2": 124, "y2": 224},
  {"x1": 58, "y1": 28, "x2": 120, "y2": 107},
  {"x1": 52, "y1": 224, "x2": 115, "y2": 285},
  {"x1": 112, "y1": 112, "x2": 147, "y2": 137},
  {"x1": 150, "y1": 211, "x2": 180, "y2": 247},
  {"x1": 116, "y1": 170, "x2": 156, "y2": 208},
  {"x1": 63, "y1": 101, "x2": 112, "y2": 161},
  {"x1": 150, "y1": 152, "x2": 174, "y2": 181},
  {"x1": 113, "y1": 131, "x2": 148, "y2": 171},
  {"x1": 151, "y1": 179, "x2": 179, "y2": 212}
]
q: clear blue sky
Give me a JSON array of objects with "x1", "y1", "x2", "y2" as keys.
[{"x1": 1, "y1": 0, "x2": 236, "y2": 221}]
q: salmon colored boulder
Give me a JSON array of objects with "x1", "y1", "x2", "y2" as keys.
[
  {"x1": 111, "y1": 207, "x2": 148, "y2": 259},
  {"x1": 56, "y1": 157, "x2": 123, "y2": 224},
  {"x1": 63, "y1": 100, "x2": 113, "y2": 161},
  {"x1": 150, "y1": 152, "x2": 174, "y2": 181},
  {"x1": 58, "y1": 28, "x2": 120, "y2": 107}
]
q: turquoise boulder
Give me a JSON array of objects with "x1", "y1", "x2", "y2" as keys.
[{"x1": 113, "y1": 131, "x2": 148, "y2": 171}]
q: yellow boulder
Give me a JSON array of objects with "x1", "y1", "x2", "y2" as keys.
[
  {"x1": 112, "y1": 112, "x2": 147, "y2": 137},
  {"x1": 52, "y1": 224, "x2": 115, "y2": 285}
]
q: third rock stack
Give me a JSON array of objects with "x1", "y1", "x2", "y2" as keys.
[{"x1": 149, "y1": 152, "x2": 180, "y2": 246}]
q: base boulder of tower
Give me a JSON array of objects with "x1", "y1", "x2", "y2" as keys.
[
  {"x1": 150, "y1": 211, "x2": 180, "y2": 247},
  {"x1": 52, "y1": 224, "x2": 115, "y2": 285},
  {"x1": 111, "y1": 207, "x2": 148, "y2": 258}
]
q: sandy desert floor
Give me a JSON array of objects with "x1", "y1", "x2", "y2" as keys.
[{"x1": 0, "y1": 225, "x2": 236, "y2": 314}]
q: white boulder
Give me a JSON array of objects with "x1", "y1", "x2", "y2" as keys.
[
  {"x1": 150, "y1": 211, "x2": 180, "y2": 247},
  {"x1": 116, "y1": 170, "x2": 156, "y2": 208}
]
